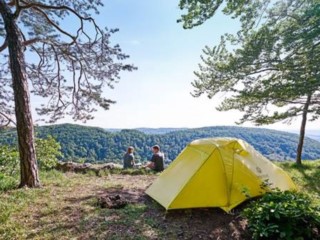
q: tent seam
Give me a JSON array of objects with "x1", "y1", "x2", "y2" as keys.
[
  {"x1": 216, "y1": 146, "x2": 230, "y2": 207},
  {"x1": 228, "y1": 141, "x2": 237, "y2": 207}
]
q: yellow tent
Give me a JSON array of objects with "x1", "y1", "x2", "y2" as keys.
[{"x1": 146, "y1": 138, "x2": 296, "y2": 212}]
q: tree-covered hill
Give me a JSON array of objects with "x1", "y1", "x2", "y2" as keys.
[{"x1": 0, "y1": 124, "x2": 320, "y2": 163}]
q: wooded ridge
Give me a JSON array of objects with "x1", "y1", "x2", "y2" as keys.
[{"x1": 1, "y1": 124, "x2": 319, "y2": 163}]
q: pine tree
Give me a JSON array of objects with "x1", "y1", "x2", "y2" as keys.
[
  {"x1": 179, "y1": 0, "x2": 320, "y2": 164},
  {"x1": 0, "y1": 0, "x2": 135, "y2": 187}
]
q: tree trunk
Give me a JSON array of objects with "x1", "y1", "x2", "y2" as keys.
[
  {"x1": 0, "y1": 1, "x2": 40, "y2": 187},
  {"x1": 296, "y1": 94, "x2": 312, "y2": 165}
]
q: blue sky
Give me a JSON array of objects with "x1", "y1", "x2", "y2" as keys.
[{"x1": 32, "y1": 0, "x2": 318, "y2": 131}]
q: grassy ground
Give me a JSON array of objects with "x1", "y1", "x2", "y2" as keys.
[
  {"x1": 277, "y1": 160, "x2": 320, "y2": 203},
  {"x1": 0, "y1": 160, "x2": 319, "y2": 240}
]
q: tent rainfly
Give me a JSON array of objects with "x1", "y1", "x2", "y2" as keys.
[{"x1": 146, "y1": 138, "x2": 296, "y2": 212}]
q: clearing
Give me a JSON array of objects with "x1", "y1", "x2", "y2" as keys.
[
  {"x1": 1, "y1": 160, "x2": 319, "y2": 240},
  {"x1": 0, "y1": 171, "x2": 247, "y2": 240}
]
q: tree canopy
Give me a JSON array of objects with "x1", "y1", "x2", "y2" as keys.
[
  {"x1": 179, "y1": 0, "x2": 320, "y2": 164},
  {"x1": 0, "y1": 0, "x2": 136, "y2": 125}
]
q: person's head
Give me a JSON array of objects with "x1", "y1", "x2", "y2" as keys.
[
  {"x1": 152, "y1": 145, "x2": 160, "y2": 154},
  {"x1": 127, "y1": 146, "x2": 134, "y2": 154}
]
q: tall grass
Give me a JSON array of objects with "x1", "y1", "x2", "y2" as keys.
[{"x1": 277, "y1": 160, "x2": 320, "y2": 203}]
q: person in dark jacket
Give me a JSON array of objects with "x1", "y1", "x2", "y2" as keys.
[
  {"x1": 146, "y1": 145, "x2": 164, "y2": 172},
  {"x1": 123, "y1": 146, "x2": 135, "y2": 169}
]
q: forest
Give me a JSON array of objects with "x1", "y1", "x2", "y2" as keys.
[{"x1": 1, "y1": 124, "x2": 320, "y2": 164}]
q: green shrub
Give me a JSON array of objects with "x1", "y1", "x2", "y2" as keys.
[
  {"x1": 242, "y1": 191, "x2": 320, "y2": 240},
  {"x1": 0, "y1": 173, "x2": 17, "y2": 191},
  {"x1": 0, "y1": 146, "x2": 19, "y2": 191},
  {"x1": 36, "y1": 136, "x2": 62, "y2": 170},
  {"x1": 0, "y1": 135, "x2": 62, "y2": 177},
  {"x1": 0, "y1": 145, "x2": 19, "y2": 176}
]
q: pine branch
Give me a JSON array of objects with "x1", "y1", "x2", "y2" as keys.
[
  {"x1": 22, "y1": 37, "x2": 40, "y2": 46},
  {"x1": 31, "y1": 7, "x2": 76, "y2": 44},
  {"x1": 19, "y1": 0, "x2": 93, "y2": 22},
  {"x1": 0, "y1": 112, "x2": 16, "y2": 126},
  {"x1": 18, "y1": 0, "x2": 103, "y2": 45}
]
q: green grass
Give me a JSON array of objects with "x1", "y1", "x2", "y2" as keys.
[
  {"x1": 85, "y1": 204, "x2": 152, "y2": 239},
  {"x1": 0, "y1": 173, "x2": 18, "y2": 191},
  {"x1": 0, "y1": 170, "x2": 67, "y2": 239},
  {"x1": 0, "y1": 170, "x2": 159, "y2": 239},
  {"x1": 0, "y1": 160, "x2": 319, "y2": 239},
  {"x1": 96, "y1": 167, "x2": 154, "y2": 176},
  {"x1": 277, "y1": 160, "x2": 320, "y2": 203}
]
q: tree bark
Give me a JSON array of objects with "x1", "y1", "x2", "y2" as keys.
[
  {"x1": 0, "y1": 0, "x2": 40, "y2": 187},
  {"x1": 296, "y1": 94, "x2": 312, "y2": 165}
]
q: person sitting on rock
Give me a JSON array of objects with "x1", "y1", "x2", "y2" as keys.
[
  {"x1": 123, "y1": 146, "x2": 135, "y2": 169},
  {"x1": 146, "y1": 145, "x2": 164, "y2": 172}
]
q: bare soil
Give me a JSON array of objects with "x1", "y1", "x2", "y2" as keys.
[
  {"x1": 92, "y1": 174, "x2": 248, "y2": 239},
  {"x1": 11, "y1": 173, "x2": 249, "y2": 239}
]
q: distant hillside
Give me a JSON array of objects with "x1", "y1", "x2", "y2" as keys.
[
  {"x1": 135, "y1": 128, "x2": 188, "y2": 135},
  {"x1": 106, "y1": 128, "x2": 187, "y2": 135},
  {"x1": 110, "y1": 127, "x2": 320, "y2": 141},
  {"x1": 1, "y1": 124, "x2": 320, "y2": 163},
  {"x1": 309, "y1": 134, "x2": 320, "y2": 142},
  {"x1": 288, "y1": 130, "x2": 320, "y2": 142},
  {"x1": 303, "y1": 131, "x2": 320, "y2": 142}
]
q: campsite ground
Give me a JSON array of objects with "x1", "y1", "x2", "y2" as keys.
[{"x1": 0, "y1": 160, "x2": 319, "y2": 240}]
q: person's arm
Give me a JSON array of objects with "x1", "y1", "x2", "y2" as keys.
[
  {"x1": 131, "y1": 155, "x2": 135, "y2": 165},
  {"x1": 145, "y1": 155, "x2": 155, "y2": 169},
  {"x1": 123, "y1": 154, "x2": 126, "y2": 168},
  {"x1": 146, "y1": 161, "x2": 155, "y2": 168}
]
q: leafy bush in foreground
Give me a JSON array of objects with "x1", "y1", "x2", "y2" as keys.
[
  {"x1": 0, "y1": 145, "x2": 19, "y2": 176},
  {"x1": 242, "y1": 191, "x2": 320, "y2": 239},
  {"x1": 36, "y1": 136, "x2": 62, "y2": 170},
  {"x1": 0, "y1": 136, "x2": 62, "y2": 191},
  {"x1": 0, "y1": 173, "x2": 17, "y2": 191}
]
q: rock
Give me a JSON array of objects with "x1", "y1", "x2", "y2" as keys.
[
  {"x1": 56, "y1": 161, "x2": 122, "y2": 175},
  {"x1": 56, "y1": 162, "x2": 77, "y2": 172},
  {"x1": 101, "y1": 163, "x2": 115, "y2": 170},
  {"x1": 56, "y1": 162, "x2": 100, "y2": 175},
  {"x1": 98, "y1": 194, "x2": 128, "y2": 209}
]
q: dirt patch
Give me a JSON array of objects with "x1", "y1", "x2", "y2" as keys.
[
  {"x1": 7, "y1": 173, "x2": 249, "y2": 239},
  {"x1": 147, "y1": 206, "x2": 248, "y2": 239},
  {"x1": 93, "y1": 174, "x2": 248, "y2": 239},
  {"x1": 95, "y1": 174, "x2": 155, "y2": 204}
]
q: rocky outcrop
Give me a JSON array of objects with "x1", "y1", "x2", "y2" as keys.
[{"x1": 56, "y1": 162, "x2": 121, "y2": 175}]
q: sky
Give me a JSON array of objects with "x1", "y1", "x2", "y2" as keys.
[{"x1": 31, "y1": 0, "x2": 319, "y2": 131}]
